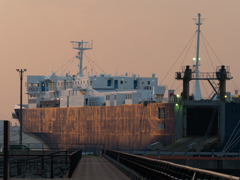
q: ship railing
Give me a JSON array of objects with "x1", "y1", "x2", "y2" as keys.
[
  {"x1": 175, "y1": 71, "x2": 232, "y2": 80},
  {"x1": 103, "y1": 149, "x2": 240, "y2": 180},
  {"x1": 119, "y1": 151, "x2": 240, "y2": 158},
  {"x1": 143, "y1": 98, "x2": 180, "y2": 104},
  {"x1": 87, "y1": 101, "x2": 103, "y2": 106}
]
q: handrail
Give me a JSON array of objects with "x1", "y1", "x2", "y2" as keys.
[
  {"x1": 68, "y1": 149, "x2": 82, "y2": 178},
  {"x1": 0, "y1": 149, "x2": 72, "y2": 178},
  {"x1": 104, "y1": 149, "x2": 240, "y2": 180}
]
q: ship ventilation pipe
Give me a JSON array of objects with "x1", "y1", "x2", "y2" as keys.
[
  {"x1": 217, "y1": 65, "x2": 227, "y2": 101},
  {"x1": 182, "y1": 66, "x2": 192, "y2": 100}
]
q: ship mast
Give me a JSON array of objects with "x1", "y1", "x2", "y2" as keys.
[
  {"x1": 71, "y1": 40, "x2": 93, "y2": 77},
  {"x1": 193, "y1": 13, "x2": 203, "y2": 100}
]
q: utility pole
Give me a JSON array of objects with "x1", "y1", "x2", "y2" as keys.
[
  {"x1": 16, "y1": 69, "x2": 27, "y2": 145},
  {"x1": 3, "y1": 121, "x2": 10, "y2": 180}
]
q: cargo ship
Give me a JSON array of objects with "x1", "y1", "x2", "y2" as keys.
[{"x1": 13, "y1": 14, "x2": 240, "y2": 152}]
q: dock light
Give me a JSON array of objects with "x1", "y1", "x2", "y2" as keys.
[
  {"x1": 175, "y1": 103, "x2": 179, "y2": 107},
  {"x1": 176, "y1": 94, "x2": 180, "y2": 98},
  {"x1": 224, "y1": 95, "x2": 227, "y2": 98},
  {"x1": 193, "y1": 58, "x2": 201, "y2": 60}
]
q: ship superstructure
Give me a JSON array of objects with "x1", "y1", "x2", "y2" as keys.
[{"x1": 25, "y1": 41, "x2": 167, "y2": 109}]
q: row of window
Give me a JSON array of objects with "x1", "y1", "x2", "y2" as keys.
[
  {"x1": 142, "y1": 81, "x2": 151, "y2": 85},
  {"x1": 28, "y1": 99, "x2": 37, "y2": 104},
  {"x1": 107, "y1": 80, "x2": 151, "y2": 86},
  {"x1": 28, "y1": 83, "x2": 39, "y2": 87},
  {"x1": 27, "y1": 83, "x2": 46, "y2": 87},
  {"x1": 126, "y1": 94, "x2": 132, "y2": 99},
  {"x1": 158, "y1": 108, "x2": 165, "y2": 119},
  {"x1": 106, "y1": 94, "x2": 133, "y2": 100},
  {"x1": 73, "y1": 80, "x2": 88, "y2": 85}
]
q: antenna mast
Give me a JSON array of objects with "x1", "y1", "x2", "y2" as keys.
[
  {"x1": 70, "y1": 40, "x2": 93, "y2": 77},
  {"x1": 193, "y1": 13, "x2": 204, "y2": 100}
]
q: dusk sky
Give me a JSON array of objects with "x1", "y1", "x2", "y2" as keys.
[{"x1": 1, "y1": 0, "x2": 240, "y2": 122}]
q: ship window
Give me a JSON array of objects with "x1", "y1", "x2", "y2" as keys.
[
  {"x1": 142, "y1": 82, "x2": 144, "y2": 84},
  {"x1": 148, "y1": 81, "x2": 150, "y2": 85},
  {"x1": 161, "y1": 108, "x2": 165, "y2": 119},
  {"x1": 158, "y1": 122, "x2": 161, "y2": 129},
  {"x1": 114, "y1": 94, "x2": 116, "y2": 100},
  {"x1": 34, "y1": 83, "x2": 39, "y2": 87},
  {"x1": 126, "y1": 94, "x2": 132, "y2": 99},
  {"x1": 28, "y1": 83, "x2": 33, "y2": 87},
  {"x1": 107, "y1": 80, "x2": 112, "y2": 86},
  {"x1": 106, "y1": 95, "x2": 110, "y2": 100},
  {"x1": 121, "y1": 81, "x2": 123, "y2": 84},
  {"x1": 158, "y1": 108, "x2": 160, "y2": 119},
  {"x1": 83, "y1": 81, "x2": 85, "y2": 84},
  {"x1": 90, "y1": 81, "x2": 92, "y2": 85},
  {"x1": 161, "y1": 122, "x2": 165, "y2": 129}
]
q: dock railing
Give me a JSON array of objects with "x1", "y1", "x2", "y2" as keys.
[
  {"x1": 0, "y1": 148, "x2": 82, "y2": 178},
  {"x1": 68, "y1": 149, "x2": 82, "y2": 178},
  {"x1": 103, "y1": 149, "x2": 240, "y2": 180}
]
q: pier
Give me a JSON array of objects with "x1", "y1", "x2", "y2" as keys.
[
  {"x1": 2, "y1": 121, "x2": 240, "y2": 179},
  {"x1": 71, "y1": 156, "x2": 129, "y2": 180}
]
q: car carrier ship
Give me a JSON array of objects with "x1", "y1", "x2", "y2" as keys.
[{"x1": 13, "y1": 14, "x2": 240, "y2": 152}]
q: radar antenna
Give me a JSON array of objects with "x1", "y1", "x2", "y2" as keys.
[{"x1": 70, "y1": 40, "x2": 93, "y2": 77}]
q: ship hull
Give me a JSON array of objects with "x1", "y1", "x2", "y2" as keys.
[{"x1": 22, "y1": 103, "x2": 175, "y2": 150}]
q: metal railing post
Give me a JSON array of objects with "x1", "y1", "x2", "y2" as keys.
[
  {"x1": 51, "y1": 155, "x2": 53, "y2": 178},
  {"x1": 41, "y1": 156, "x2": 44, "y2": 170},
  {"x1": 65, "y1": 151, "x2": 68, "y2": 165},
  {"x1": 3, "y1": 121, "x2": 10, "y2": 180}
]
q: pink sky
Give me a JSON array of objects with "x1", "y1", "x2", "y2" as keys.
[{"x1": 1, "y1": 0, "x2": 240, "y2": 122}]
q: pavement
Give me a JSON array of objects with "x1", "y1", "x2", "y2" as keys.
[{"x1": 71, "y1": 156, "x2": 129, "y2": 180}]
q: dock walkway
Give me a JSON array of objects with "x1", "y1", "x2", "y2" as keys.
[{"x1": 71, "y1": 156, "x2": 129, "y2": 180}]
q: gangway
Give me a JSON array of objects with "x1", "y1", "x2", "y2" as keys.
[{"x1": 161, "y1": 136, "x2": 218, "y2": 152}]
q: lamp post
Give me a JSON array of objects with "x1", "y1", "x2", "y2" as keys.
[{"x1": 16, "y1": 69, "x2": 27, "y2": 145}]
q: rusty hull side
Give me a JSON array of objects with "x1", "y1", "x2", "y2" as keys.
[{"x1": 22, "y1": 103, "x2": 175, "y2": 150}]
